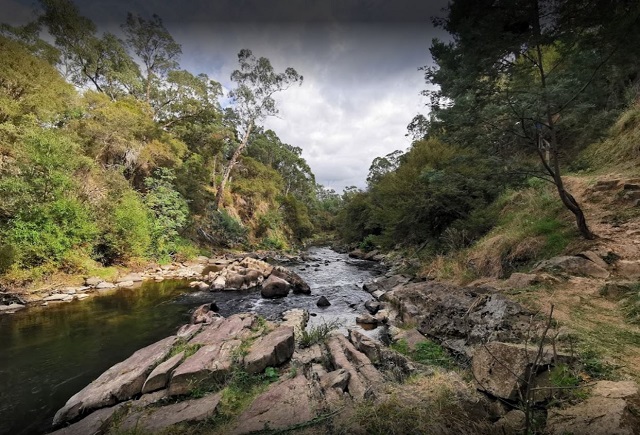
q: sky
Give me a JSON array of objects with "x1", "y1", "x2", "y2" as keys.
[{"x1": 1, "y1": 0, "x2": 450, "y2": 191}]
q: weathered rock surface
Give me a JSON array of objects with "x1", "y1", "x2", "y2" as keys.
[
  {"x1": 546, "y1": 381, "x2": 640, "y2": 435},
  {"x1": 230, "y1": 374, "x2": 314, "y2": 434},
  {"x1": 189, "y1": 313, "x2": 254, "y2": 345},
  {"x1": 616, "y1": 260, "x2": 640, "y2": 279},
  {"x1": 0, "y1": 303, "x2": 26, "y2": 312},
  {"x1": 95, "y1": 281, "x2": 116, "y2": 290},
  {"x1": 169, "y1": 339, "x2": 240, "y2": 396},
  {"x1": 141, "y1": 351, "x2": 184, "y2": 394},
  {"x1": 244, "y1": 326, "x2": 295, "y2": 374},
  {"x1": 43, "y1": 294, "x2": 74, "y2": 302},
  {"x1": 50, "y1": 404, "x2": 125, "y2": 435},
  {"x1": 472, "y1": 341, "x2": 571, "y2": 400},
  {"x1": 120, "y1": 392, "x2": 223, "y2": 432},
  {"x1": 260, "y1": 274, "x2": 291, "y2": 298},
  {"x1": 384, "y1": 282, "x2": 533, "y2": 357},
  {"x1": 53, "y1": 335, "x2": 177, "y2": 425},
  {"x1": 364, "y1": 300, "x2": 381, "y2": 314},
  {"x1": 191, "y1": 302, "x2": 220, "y2": 324},
  {"x1": 534, "y1": 255, "x2": 610, "y2": 278},
  {"x1": 271, "y1": 265, "x2": 311, "y2": 294},
  {"x1": 281, "y1": 308, "x2": 309, "y2": 340}
]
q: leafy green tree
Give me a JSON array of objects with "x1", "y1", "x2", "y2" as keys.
[
  {"x1": 366, "y1": 149, "x2": 404, "y2": 186},
  {"x1": 425, "y1": 0, "x2": 640, "y2": 239},
  {"x1": 122, "y1": 13, "x2": 181, "y2": 104},
  {"x1": 215, "y1": 49, "x2": 303, "y2": 209}
]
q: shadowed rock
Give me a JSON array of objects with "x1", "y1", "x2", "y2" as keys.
[
  {"x1": 141, "y1": 351, "x2": 184, "y2": 394},
  {"x1": 260, "y1": 275, "x2": 291, "y2": 298}
]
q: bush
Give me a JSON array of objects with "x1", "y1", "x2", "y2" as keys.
[{"x1": 202, "y1": 208, "x2": 248, "y2": 248}]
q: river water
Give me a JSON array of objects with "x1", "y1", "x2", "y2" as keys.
[{"x1": 0, "y1": 247, "x2": 381, "y2": 435}]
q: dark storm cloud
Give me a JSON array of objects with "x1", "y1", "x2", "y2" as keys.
[{"x1": 1, "y1": 0, "x2": 450, "y2": 191}]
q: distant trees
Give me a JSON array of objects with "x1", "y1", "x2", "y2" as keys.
[{"x1": 215, "y1": 49, "x2": 303, "y2": 209}]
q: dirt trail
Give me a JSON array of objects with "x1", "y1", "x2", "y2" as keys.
[{"x1": 506, "y1": 175, "x2": 640, "y2": 381}]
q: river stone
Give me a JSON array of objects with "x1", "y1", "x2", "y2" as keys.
[
  {"x1": 95, "y1": 282, "x2": 116, "y2": 290},
  {"x1": 239, "y1": 257, "x2": 273, "y2": 277},
  {"x1": 120, "y1": 392, "x2": 223, "y2": 432},
  {"x1": 142, "y1": 352, "x2": 184, "y2": 394},
  {"x1": 270, "y1": 265, "x2": 311, "y2": 294},
  {"x1": 117, "y1": 273, "x2": 143, "y2": 283},
  {"x1": 244, "y1": 326, "x2": 295, "y2": 374},
  {"x1": 230, "y1": 374, "x2": 314, "y2": 434},
  {"x1": 356, "y1": 313, "x2": 377, "y2": 324},
  {"x1": 43, "y1": 294, "x2": 74, "y2": 302},
  {"x1": 49, "y1": 403, "x2": 126, "y2": 435},
  {"x1": 53, "y1": 335, "x2": 177, "y2": 425},
  {"x1": 546, "y1": 381, "x2": 640, "y2": 435},
  {"x1": 260, "y1": 275, "x2": 291, "y2": 298},
  {"x1": 116, "y1": 280, "x2": 134, "y2": 288},
  {"x1": 316, "y1": 296, "x2": 331, "y2": 307},
  {"x1": 169, "y1": 340, "x2": 240, "y2": 396},
  {"x1": 364, "y1": 300, "x2": 381, "y2": 314},
  {"x1": 0, "y1": 303, "x2": 26, "y2": 312}
]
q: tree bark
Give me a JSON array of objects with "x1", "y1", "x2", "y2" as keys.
[{"x1": 214, "y1": 122, "x2": 253, "y2": 210}]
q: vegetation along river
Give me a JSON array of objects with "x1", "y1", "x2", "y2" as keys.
[{"x1": 0, "y1": 246, "x2": 381, "y2": 435}]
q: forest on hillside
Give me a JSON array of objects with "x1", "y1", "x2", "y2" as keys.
[
  {"x1": 0, "y1": 0, "x2": 344, "y2": 282},
  {"x1": 338, "y1": 0, "x2": 640, "y2": 275},
  {"x1": 2, "y1": 0, "x2": 640, "y2": 285}
]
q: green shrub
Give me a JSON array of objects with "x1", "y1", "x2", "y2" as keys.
[
  {"x1": 203, "y1": 208, "x2": 248, "y2": 248},
  {"x1": 359, "y1": 235, "x2": 377, "y2": 252},
  {"x1": 299, "y1": 321, "x2": 341, "y2": 348}
]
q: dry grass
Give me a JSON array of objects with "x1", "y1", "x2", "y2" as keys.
[{"x1": 333, "y1": 372, "x2": 491, "y2": 435}]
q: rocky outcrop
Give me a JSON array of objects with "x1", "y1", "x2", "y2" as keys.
[
  {"x1": 546, "y1": 381, "x2": 640, "y2": 435},
  {"x1": 383, "y1": 281, "x2": 533, "y2": 357},
  {"x1": 53, "y1": 335, "x2": 177, "y2": 425},
  {"x1": 141, "y1": 352, "x2": 184, "y2": 394}
]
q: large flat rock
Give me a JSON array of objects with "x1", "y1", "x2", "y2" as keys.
[
  {"x1": 119, "y1": 392, "x2": 222, "y2": 432},
  {"x1": 50, "y1": 404, "x2": 125, "y2": 435},
  {"x1": 141, "y1": 351, "x2": 184, "y2": 394},
  {"x1": 168, "y1": 340, "x2": 240, "y2": 396},
  {"x1": 244, "y1": 326, "x2": 295, "y2": 374},
  {"x1": 53, "y1": 335, "x2": 177, "y2": 425},
  {"x1": 189, "y1": 313, "x2": 255, "y2": 346},
  {"x1": 230, "y1": 374, "x2": 314, "y2": 434}
]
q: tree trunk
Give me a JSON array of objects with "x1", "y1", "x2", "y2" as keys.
[{"x1": 214, "y1": 122, "x2": 253, "y2": 210}]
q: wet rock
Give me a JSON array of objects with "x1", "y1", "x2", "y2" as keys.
[
  {"x1": 472, "y1": 341, "x2": 572, "y2": 401},
  {"x1": 534, "y1": 255, "x2": 610, "y2": 278},
  {"x1": 141, "y1": 352, "x2": 184, "y2": 394},
  {"x1": 348, "y1": 249, "x2": 366, "y2": 259},
  {"x1": 116, "y1": 280, "x2": 134, "y2": 288},
  {"x1": 120, "y1": 392, "x2": 222, "y2": 432},
  {"x1": 189, "y1": 280, "x2": 210, "y2": 291},
  {"x1": 260, "y1": 274, "x2": 291, "y2": 298},
  {"x1": 169, "y1": 340, "x2": 240, "y2": 396},
  {"x1": 546, "y1": 381, "x2": 640, "y2": 435},
  {"x1": 316, "y1": 296, "x2": 331, "y2": 307},
  {"x1": 364, "y1": 300, "x2": 381, "y2": 314},
  {"x1": 53, "y1": 335, "x2": 177, "y2": 425},
  {"x1": 356, "y1": 313, "x2": 377, "y2": 324},
  {"x1": 244, "y1": 326, "x2": 295, "y2": 374},
  {"x1": 230, "y1": 374, "x2": 314, "y2": 434},
  {"x1": 270, "y1": 266, "x2": 311, "y2": 294}
]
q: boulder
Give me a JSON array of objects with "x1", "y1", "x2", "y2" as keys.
[
  {"x1": 244, "y1": 326, "x2": 295, "y2": 374},
  {"x1": 141, "y1": 351, "x2": 184, "y2": 394},
  {"x1": 472, "y1": 341, "x2": 571, "y2": 401},
  {"x1": 189, "y1": 281, "x2": 210, "y2": 291},
  {"x1": 211, "y1": 275, "x2": 226, "y2": 291},
  {"x1": 320, "y1": 369, "x2": 350, "y2": 391},
  {"x1": 260, "y1": 275, "x2": 291, "y2": 298},
  {"x1": 119, "y1": 392, "x2": 222, "y2": 432},
  {"x1": 84, "y1": 277, "x2": 102, "y2": 286},
  {"x1": 493, "y1": 409, "x2": 526, "y2": 435},
  {"x1": 356, "y1": 313, "x2": 377, "y2": 324},
  {"x1": 224, "y1": 271, "x2": 246, "y2": 290},
  {"x1": 364, "y1": 300, "x2": 381, "y2": 314},
  {"x1": 95, "y1": 282, "x2": 116, "y2": 290},
  {"x1": 117, "y1": 273, "x2": 144, "y2": 283},
  {"x1": 384, "y1": 281, "x2": 533, "y2": 357},
  {"x1": 546, "y1": 381, "x2": 640, "y2": 435},
  {"x1": 230, "y1": 374, "x2": 314, "y2": 434},
  {"x1": 270, "y1": 265, "x2": 311, "y2": 294},
  {"x1": 116, "y1": 280, "x2": 134, "y2": 288},
  {"x1": 578, "y1": 251, "x2": 609, "y2": 270},
  {"x1": 53, "y1": 335, "x2": 177, "y2": 425},
  {"x1": 281, "y1": 309, "x2": 309, "y2": 340},
  {"x1": 191, "y1": 302, "x2": 220, "y2": 325},
  {"x1": 348, "y1": 249, "x2": 367, "y2": 259},
  {"x1": 316, "y1": 296, "x2": 331, "y2": 307},
  {"x1": 239, "y1": 257, "x2": 273, "y2": 277},
  {"x1": 168, "y1": 339, "x2": 240, "y2": 396},
  {"x1": 534, "y1": 255, "x2": 610, "y2": 278}
]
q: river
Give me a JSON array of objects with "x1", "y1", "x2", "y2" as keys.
[{"x1": 0, "y1": 247, "x2": 381, "y2": 435}]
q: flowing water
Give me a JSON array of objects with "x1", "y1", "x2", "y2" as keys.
[{"x1": 0, "y1": 246, "x2": 381, "y2": 435}]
